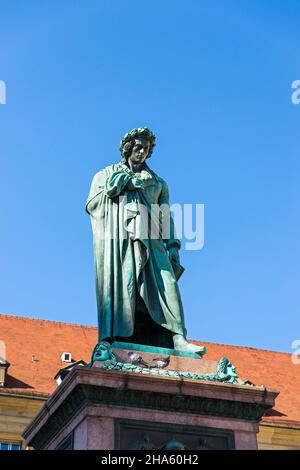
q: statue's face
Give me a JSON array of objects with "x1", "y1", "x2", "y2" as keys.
[
  {"x1": 94, "y1": 342, "x2": 111, "y2": 361},
  {"x1": 227, "y1": 362, "x2": 238, "y2": 378},
  {"x1": 128, "y1": 138, "x2": 151, "y2": 165}
]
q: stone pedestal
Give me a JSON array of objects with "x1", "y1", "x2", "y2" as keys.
[{"x1": 23, "y1": 349, "x2": 279, "y2": 450}]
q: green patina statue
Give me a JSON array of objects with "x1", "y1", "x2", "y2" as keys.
[{"x1": 86, "y1": 127, "x2": 205, "y2": 354}]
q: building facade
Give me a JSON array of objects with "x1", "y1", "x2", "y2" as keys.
[{"x1": 0, "y1": 314, "x2": 299, "y2": 450}]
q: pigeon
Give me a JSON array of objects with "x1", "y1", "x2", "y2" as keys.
[
  {"x1": 150, "y1": 356, "x2": 170, "y2": 369},
  {"x1": 128, "y1": 352, "x2": 149, "y2": 368}
]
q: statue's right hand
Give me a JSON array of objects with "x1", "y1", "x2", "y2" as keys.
[{"x1": 133, "y1": 177, "x2": 144, "y2": 190}]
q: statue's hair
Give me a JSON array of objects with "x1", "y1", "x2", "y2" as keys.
[
  {"x1": 119, "y1": 127, "x2": 156, "y2": 162},
  {"x1": 217, "y1": 357, "x2": 229, "y2": 374}
]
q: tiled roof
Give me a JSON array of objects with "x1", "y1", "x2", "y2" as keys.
[
  {"x1": 0, "y1": 313, "x2": 299, "y2": 427},
  {"x1": 0, "y1": 314, "x2": 97, "y2": 396}
]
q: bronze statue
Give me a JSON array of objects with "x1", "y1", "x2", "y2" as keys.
[{"x1": 86, "y1": 127, "x2": 205, "y2": 354}]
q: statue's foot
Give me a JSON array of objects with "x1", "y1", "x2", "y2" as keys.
[{"x1": 173, "y1": 334, "x2": 206, "y2": 355}]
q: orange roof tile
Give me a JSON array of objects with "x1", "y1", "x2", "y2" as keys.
[
  {"x1": 0, "y1": 313, "x2": 299, "y2": 427},
  {"x1": 0, "y1": 313, "x2": 97, "y2": 395}
]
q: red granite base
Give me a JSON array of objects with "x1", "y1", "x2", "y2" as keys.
[
  {"x1": 112, "y1": 347, "x2": 218, "y2": 374},
  {"x1": 23, "y1": 365, "x2": 279, "y2": 450}
]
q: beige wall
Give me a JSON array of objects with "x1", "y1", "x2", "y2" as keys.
[
  {"x1": 1, "y1": 393, "x2": 300, "y2": 450},
  {"x1": 0, "y1": 394, "x2": 46, "y2": 449},
  {"x1": 258, "y1": 424, "x2": 300, "y2": 450}
]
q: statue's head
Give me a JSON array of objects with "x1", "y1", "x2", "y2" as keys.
[
  {"x1": 92, "y1": 341, "x2": 114, "y2": 362},
  {"x1": 162, "y1": 439, "x2": 186, "y2": 450},
  {"x1": 217, "y1": 357, "x2": 238, "y2": 382},
  {"x1": 120, "y1": 127, "x2": 156, "y2": 164}
]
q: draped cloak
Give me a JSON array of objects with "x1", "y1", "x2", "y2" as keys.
[{"x1": 86, "y1": 162, "x2": 187, "y2": 341}]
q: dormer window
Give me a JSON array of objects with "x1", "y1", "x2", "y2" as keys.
[
  {"x1": 61, "y1": 352, "x2": 72, "y2": 363},
  {"x1": 54, "y1": 360, "x2": 87, "y2": 386},
  {"x1": 0, "y1": 357, "x2": 10, "y2": 387}
]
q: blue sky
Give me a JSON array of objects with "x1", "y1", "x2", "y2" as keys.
[{"x1": 0, "y1": 0, "x2": 299, "y2": 352}]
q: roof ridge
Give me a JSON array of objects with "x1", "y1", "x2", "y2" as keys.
[
  {"x1": 0, "y1": 313, "x2": 98, "y2": 330},
  {"x1": 192, "y1": 339, "x2": 292, "y2": 356}
]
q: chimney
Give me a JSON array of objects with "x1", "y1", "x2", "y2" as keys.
[{"x1": 0, "y1": 357, "x2": 10, "y2": 387}]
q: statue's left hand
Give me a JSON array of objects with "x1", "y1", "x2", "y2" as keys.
[{"x1": 168, "y1": 246, "x2": 180, "y2": 265}]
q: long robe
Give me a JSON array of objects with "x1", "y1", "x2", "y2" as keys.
[{"x1": 86, "y1": 161, "x2": 187, "y2": 342}]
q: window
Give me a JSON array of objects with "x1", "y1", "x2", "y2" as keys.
[
  {"x1": 61, "y1": 352, "x2": 72, "y2": 363},
  {"x1": 0, "y1": 442, "x2": 21, "y2": 450}
]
